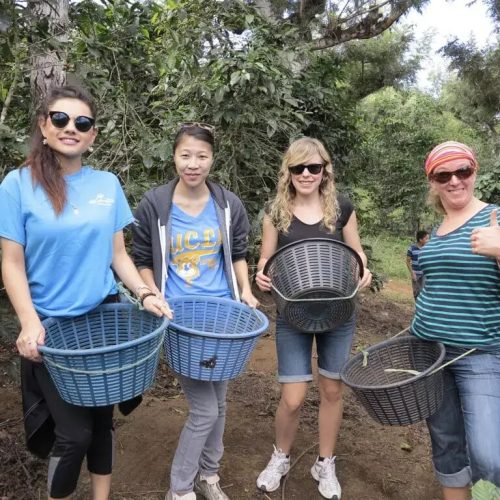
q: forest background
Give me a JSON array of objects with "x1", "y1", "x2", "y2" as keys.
[{"x1": 0, "y1": 0, "x2": 499, "y2": 276}]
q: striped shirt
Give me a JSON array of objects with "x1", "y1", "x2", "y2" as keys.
[{"x1": 411, "y1": 204, "x2": 500, "y2": 351}]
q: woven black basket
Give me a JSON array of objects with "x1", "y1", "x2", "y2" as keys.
[
  {"x1": 340, "y1": 336, "x2": 446, "y2": 426},
  {"x1": 263, "y1": 238, "x2": 363, "y2": 333}
]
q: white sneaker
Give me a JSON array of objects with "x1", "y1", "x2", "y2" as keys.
[
  {"x1": 165, "y1": 490, "x2": 196, "y2": 500},
  {"x1": 256, "y1": 445, "x2": 291, "y2": 492},
  {"x1": 311, "y1": 456, "x2": 341, "y2": 499},
  {"x1": 194, "y1": 473, "x2": 230, "y2": 500}
]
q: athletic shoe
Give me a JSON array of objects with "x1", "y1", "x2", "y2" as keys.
[
  {"x1": 256, "y1": 445, "x2": 291, "y2": 492},
  {"x1": 311, "y1": 456, "x2": 341, "y2": 499},
  {"x1": 164, "y1": 490, "x2": 196, "y2": 500},
  {"x1": 194, "y1": 473, "x2": 230, "y2": 500}
]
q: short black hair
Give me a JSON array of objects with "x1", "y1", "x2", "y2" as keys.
[
  {"x1": 173, "y1": 125, "x2": 214, "y2": 153},
  {"x1": 416, "y1": 230, "x2": 429, "y2": 242}
]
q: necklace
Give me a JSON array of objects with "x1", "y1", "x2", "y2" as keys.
[{"x1": 66, "y1": 167, "x2": 87, "y2": 216}]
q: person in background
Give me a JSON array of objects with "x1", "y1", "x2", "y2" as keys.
[
  {"x1": 411, "y1": 141, "x2": 500, "y2": 499},
  {"x1": 132, "y1": 123, "x2": 259, "y2": 500},
  {"x1": 0, "y1": 85, "x2": 169, "y2": 500},
  {"x1": 255, "y1": 137, "x2": 372, "y2": 500},
  {"x1": 406, "y1": 229, "x2": 429, "y2": 300}
]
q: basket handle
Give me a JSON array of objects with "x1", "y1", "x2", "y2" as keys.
[
  {"x1": 41, "y1": 335, "x2": 164, "y2": 376},
  {"x1": 270, "y1": 283, "x2": 359, "y2": 303},
  {"x1": 428, "y1": 348, "x2": 476, "y2": 375},
  {"x1": 386, "y1": 327, "x2": 477, "y2": 376}
]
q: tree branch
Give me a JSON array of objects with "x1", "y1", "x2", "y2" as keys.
[{"x1": 312, "y1": 0, "x2": 415, "y2": 49}]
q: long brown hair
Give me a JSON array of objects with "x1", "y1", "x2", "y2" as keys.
[{"x1": 23, "y1": 86, "x2": 97, "y2": 214}]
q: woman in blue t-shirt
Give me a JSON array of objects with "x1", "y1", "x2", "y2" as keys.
[
  {"x1": 132, "y1": 123, "x2": 259, "y2": 500},
  {"x1": 254, "y1": 137, "x2": 372, "y2": 500},
  {"x1": 0, "y1": 85, "x2": 170, "y2": 500},
  {"x1": 411, "y1": 141, "x2": 500, "y2": 498}
]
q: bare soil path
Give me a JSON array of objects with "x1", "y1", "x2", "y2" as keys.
[{"x1": 0, "y1": 284, "x2": 440, "y2": 499}]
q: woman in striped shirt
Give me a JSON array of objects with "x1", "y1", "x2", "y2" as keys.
[{"x1": 411, "y1": 141, "x2": 500, "y2": 499}]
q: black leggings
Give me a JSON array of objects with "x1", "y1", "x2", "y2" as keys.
[{"x1": 33, "y1": 362, "x2": 114, "y2": 498}]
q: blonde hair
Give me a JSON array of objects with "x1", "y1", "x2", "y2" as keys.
[
  {"x1": 268, "y1": 137, "x2": 339, "y2": 234},
  {"x1": 427, "y1": 187, "x2": 446, "y2": 215}
]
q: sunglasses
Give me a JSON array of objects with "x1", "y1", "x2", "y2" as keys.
[
  {"x1": 48, "y1": 111, "x2": 95, "y2": 133},
  {"x1": 288, "y1": 163, "x2": 324, "y2": 175},
  {"x1": 429, "y1": 166, "x2": 475, "y2": 184},
  {"x1": 180, "y1": 122, "x2": 215, "y2": 135}
]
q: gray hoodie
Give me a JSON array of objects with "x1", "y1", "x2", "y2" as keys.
[{"x1": 132, "y1": 178, "x2": 250, "y2": 300}]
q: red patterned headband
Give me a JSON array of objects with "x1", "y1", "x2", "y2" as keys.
[{"x1": 424, "y1": 141, "x2": 478, "y2": 176}]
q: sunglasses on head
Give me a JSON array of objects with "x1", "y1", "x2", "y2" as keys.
[
  {"x1": 180, "y1": 122, "x2": 215, "y2": 135},
  {"x1": 428, "y1": 166, "x2": 475, "y2": 184},
  {"x1": 48, "y1": 111, "x2": 95, "y2": 133},
  {"x1": 288, "y1": 163, "x2": 324, "y2": 176}
]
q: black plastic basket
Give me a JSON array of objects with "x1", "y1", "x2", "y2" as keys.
[
  {"x1": 263, "y1": 238, "x2": 363, "y2": 333},
  {"x1": 340, "y1": 336, "x2": 446, "y2": 426}
]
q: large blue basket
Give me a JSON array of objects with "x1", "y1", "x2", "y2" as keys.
[
  {"x1": 164, "y1": 296, "x2": 269, "y2": 381},
  {"x1": 39, "y1": 304, "x2": 168, "y2": 407}
]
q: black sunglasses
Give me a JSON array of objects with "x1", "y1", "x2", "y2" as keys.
[
  {"x1": 429, "y1": 166, "x2": 475, "y2": 184},
  {"x1": 48, "y1": 111, "x2": 95, "y2": 133},
  {"x1": 288, "y1": 163, "x2": 324, "y2": 175}
]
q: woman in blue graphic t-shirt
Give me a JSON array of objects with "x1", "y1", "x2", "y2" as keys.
[
  {"x1": 0, "y1": 85, "x2": 170, "y2": 499},
  {"x1": 132, "y1": 123, "x2": 259, "y2": 500},
  {"x1": 411, "y1": 141, "x2": 500, "y2": 497}
]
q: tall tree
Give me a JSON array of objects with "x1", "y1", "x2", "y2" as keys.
[{"x1": 28, "y1": 0, "x2": 69, "y2": 103}]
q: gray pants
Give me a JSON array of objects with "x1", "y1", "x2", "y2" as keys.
[{"x1": 170, "y1": 375, "x2": 229, "y2": 493}]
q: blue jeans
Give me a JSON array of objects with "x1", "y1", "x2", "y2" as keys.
[
  {"x1": 426, "y1": 346, "x2": 500, "y2": 487},
  {"x1": 275, "y1": 314, "x2": 356, "y2": 382}
]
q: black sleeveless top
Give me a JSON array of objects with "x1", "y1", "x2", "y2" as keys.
[{"x1": 277, "y1": 194, "x2": 354, "y2": 249}]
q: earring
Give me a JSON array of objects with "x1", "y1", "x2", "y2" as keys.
[
  {"x1": 88, "y1": 146, "x2": 94, "y2": 153},
  {"x1": 42, "y1": 138, "x2": 48, "y2": 145}
]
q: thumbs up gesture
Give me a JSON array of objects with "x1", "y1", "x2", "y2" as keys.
[{"x1": 471, "y1": 208, "x2": 500, "y2": 259}]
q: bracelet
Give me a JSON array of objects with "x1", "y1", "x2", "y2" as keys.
[
  {"x1": 139, "y1": 292, "x2": 156, "y2": 305},
  {"x1": 136, "y1": 285, "x2": 152, "y2": 296}
]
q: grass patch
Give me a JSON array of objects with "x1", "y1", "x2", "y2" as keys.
[{"x1": 363, "y1": 234, "x2": 413, "y2": 281}]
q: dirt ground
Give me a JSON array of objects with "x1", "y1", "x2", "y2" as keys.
[{"x1": 0, "y1": 282, "x2": 441, "y2": 500}]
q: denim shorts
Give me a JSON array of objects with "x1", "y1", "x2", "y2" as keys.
[
  {"x1": 275, "y1": 314, "x2": 356, "y2": 383},
  {"x1": 426, "y1": 346, "x2": 500, "y2": 488}
]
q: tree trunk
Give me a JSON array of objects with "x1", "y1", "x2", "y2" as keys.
[{"x1": 28, "y1": 0, "x2": 69, "y2": 105}]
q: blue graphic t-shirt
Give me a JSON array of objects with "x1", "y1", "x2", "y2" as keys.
[
  {"x1": 0, "y1": 166, "x2": 133, "y2": 317},
  {"x1": 165, "y1": 197, "x2": 231, "y2": 299}
]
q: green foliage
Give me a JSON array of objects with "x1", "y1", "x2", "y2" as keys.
[
  {"x1": 471, "y1": 480, "x2": 500, "y2": 500},
  {"x1": 348, "y1": 87, "x2": 486, "y2": 235},
  {"x1": 476, "y1": 157, "x2": 500, "y2": 205},
  {"x1": 342, "y1": 27, "x2": 427, "y2": 99},
  {"x1": 441, "y1": 41, "x2": 500, "y2": 139},
  {"x1": 363, "y1": 235, "x2": 412, "y2": 281}
]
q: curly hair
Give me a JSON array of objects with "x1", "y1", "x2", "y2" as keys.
[{"x1": 268, "y1": 137, "x2": 339, "y2": 234}]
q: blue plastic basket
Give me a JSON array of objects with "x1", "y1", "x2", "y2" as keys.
[
  {"x1": 39, "y1": 304, "x2": 168, "y2": 407},
  {"x1": 164, "y1": 296, "x2": 269, "y2": 381}
]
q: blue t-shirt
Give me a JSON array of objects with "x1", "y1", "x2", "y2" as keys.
[
  {"x1": 0, "y1": 166, "x2": 134, "y2": 317},
  {"x1": 165, "y1": 197, "x2": 231, "y2": 299},
  {"x1": 407, "y1": 243, "x2": 424, "y2": 277}
]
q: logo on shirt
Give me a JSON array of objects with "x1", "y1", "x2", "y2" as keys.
[
  {"x1": 88, "y1": 193, "x2": 115, "y2": 207},
  {"x1": 170, "y1": 229, "x2": 222, "y2": 285}
]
